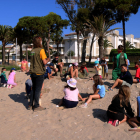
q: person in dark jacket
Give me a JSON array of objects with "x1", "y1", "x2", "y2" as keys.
[
  {"x1": 108, "y1": 64, "x2": 133, "y2": 91},
  {"x1": 107, "y1": 85, "x2": 134, "y2": 126}
]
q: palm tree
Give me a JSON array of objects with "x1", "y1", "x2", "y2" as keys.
[
  {"x1": 125, "y1": 41, "x2": 135, "y2": 49},
  {"x1": 86, "y1": 15, "x2": 120, "y2": 58},
  {"x1": 0, "y1": 25, "x2": 13, "y2": 64},
  {"x1": 103, "y1": 39, "x2": 113, "y2": 56}
]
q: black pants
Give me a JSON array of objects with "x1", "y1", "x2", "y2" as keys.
[
  {"x1": 31, "y1": 74, "x2": 44, "y2": 108},
  {"x1": 63, "y1": 98, "x2": 78, "y2": 108}
]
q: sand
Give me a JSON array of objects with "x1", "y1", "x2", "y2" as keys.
[{"x1": 0, "y1": 69, "x2": 140, "y2": 140}]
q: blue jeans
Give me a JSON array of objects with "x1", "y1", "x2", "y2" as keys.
[{"x1": 31, "y1": 74, "x2": 44, "y2": 108}]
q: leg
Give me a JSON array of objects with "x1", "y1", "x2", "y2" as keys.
[
  {"x1": 59, "y1": 64, "x2": 63, "y2": 75},
  {"x1": 86, "y1": 94, "x2": 100, "y2": 105},
  {"x1": 73, "y1": 69, "x2": 78, "y2": 78},
  {"x1": 133, "y1": 79, "x2": 138, "y2": 83},
  {"x1": 111, "y1": 79, "x2": 123, "y2": 89},
  {"x1": 32, "y1": 74, "x2": 44, "y2": 108},
  {"x1": 58, "y1": 98, "x2": 64, "y2": 106},
  {"x1": 112, "y1": 68, "x2": 121, "y2": 80},
  {"x1": 128, "y1": 117, "x2": 139, "y2": 128}
]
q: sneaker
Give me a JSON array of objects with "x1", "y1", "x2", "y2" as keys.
[
  {"x1": 79, "y1": 104, "x2": 87, "y2": 108},
  {"x1": 7, "y1": 85, "x2": 9, "y2": 89},
  {"x1": 112, "y1": 120, "x2": 119, "y2": 126},
  {"x1": 3, "y1": 84, "x2": 7, "y2": 87},
  {"x1": 108, "y1": 88, "x2": 113, "y2": 91},
  {"x1": 9, "y1": 85, "x2": 12, "y2": 89},
  {"x1": 33, "y1": 106, "x2": 46, "y2": 112}
]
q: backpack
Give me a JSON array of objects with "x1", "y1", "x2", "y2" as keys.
[{"x1": 114, "y1": 52, "x2": 126, "y2": 68}]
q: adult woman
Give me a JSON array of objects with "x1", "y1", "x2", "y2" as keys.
[{"x1": 30, "y1": 36, "x2": 49, "y2": 111}]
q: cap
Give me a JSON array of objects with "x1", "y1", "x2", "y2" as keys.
[{"x1": 11, "y1": 68, "x2": 16, "y2": 71}]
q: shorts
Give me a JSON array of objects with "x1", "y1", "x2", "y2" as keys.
[
  {"x1": 112, "y1": 68, "x2": 121, "y2": 80},
  {"x1": 105, "y1": 67, "x2": 108, "y2": 73},
  {"x1": 99, "y1": 94, "x2": 103, "y2": 99},
  {"x1": 107, "y1": 110, "x2": 124, "y2": 121},
  {"x1": 63, "y1": 98, "x2": 78, "y2": 108},
  {"x1": 137, "y1": 116, "x2": 140, "y2": 122},
  {"x1": 122, "y1": 81, "x2": 131, "y2": 87}
]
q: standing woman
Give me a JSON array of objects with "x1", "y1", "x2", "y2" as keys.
[{"x1": 30, "y1": 36, "x2": 49, "y2": 111}]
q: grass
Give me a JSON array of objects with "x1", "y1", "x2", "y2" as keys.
[{"x1": 0, "y1": 64, "x2": 21, "y2": 71}]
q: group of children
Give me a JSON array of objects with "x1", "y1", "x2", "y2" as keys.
[
  {"x1": 0, "y1": 68, "x2": 17, "y2": 88},
  {"x1": 1, "y1": 58, "x2": 140, "y2": 130}
]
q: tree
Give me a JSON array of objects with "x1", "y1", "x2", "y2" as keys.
[
  {"x1": 86, "y1": 15, "x2": 120, "y2": 58},
  {"x1": 125, "y1": 41, "x2": 135, "y2": 49},
  {"x1": 103, "y1": 39, "x2": 113, "y2": 56},
  {"x1": 98, "y1": 0, "x2": 139, "y2": 52},
  {"x1": 0, "y1": 25, "x2": 13, "y2": 64}
]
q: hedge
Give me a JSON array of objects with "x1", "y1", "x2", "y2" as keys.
[{"x1": 109, "y1": 49, "x2": 140, "y2": 63}]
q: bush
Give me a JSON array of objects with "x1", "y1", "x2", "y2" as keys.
[
  {"x1": 67, "y1": 51, "x2": 75, "y2": 56},
  {"x1": 109, "y1": 49, "x2": 140, "y2": 63},
  {"x1": 0, "y1": 65, "x2": 21, "y2": 71}
]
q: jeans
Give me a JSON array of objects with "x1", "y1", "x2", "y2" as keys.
[{"x1": 31, "y1": 74, "x2": 44, "y2": 108}]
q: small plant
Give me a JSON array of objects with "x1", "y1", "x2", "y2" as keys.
[{"x1": 67, "y1": 51, "x2": 75, "y2": 56}]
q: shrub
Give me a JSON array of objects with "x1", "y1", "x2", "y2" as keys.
[
  {"x1": 67, "y1": 51, "x2": 75, "y2": 56},
  {"x1": 0, "y1": 64, "x2": 20, "y2": 71}
]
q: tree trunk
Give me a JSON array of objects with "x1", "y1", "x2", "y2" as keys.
[
  {"x1": 98, "y1": 37, "x2": 104, "y2": 59},
  {"x1": 57, "y1": 43, "x2": 59, "y2": 52},
  {"x1": 45, "y1": 32, "x2": 50, "y2": 58},
  {"x1": 8, "y1": 52, "x2": 9, "y2": 65},
  {"x1": 76, "y1": 31, "x2": 80, "y2": 64},
  {"x1": 88, "y1": 34, "x2": 95, "y2": 66},
  {"x1": 19, "y1": 44, "x2": 22, "y2": 62},
  {"x1": 81, "y1": 39, "x2": 87, "y2": 62},
  {"x1": 122, "y1": 13, "x2": 126, "y2": 53},
  {"x1": 26, "y1": 45, "x2": 28, "y2": 61},
  {"x1": 2, "y1": 40, "x2": 6, "y2": 64}
]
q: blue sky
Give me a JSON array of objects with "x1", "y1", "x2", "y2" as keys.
[{"x1": 0, "y1": 0, "x2": 140, "y2": 45}]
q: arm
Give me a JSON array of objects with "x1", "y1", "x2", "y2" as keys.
[
  {"x1": 70, "y1": 67, "x2": 73, "y2": 78},
  {"x1": 43, "y1": 58, "x2": 50, "y2": 65},
  {"x1": 125, "y1": 59, "x2": 128, "y2": 66},
  {"x1": 125, "y1": 101, "x2": 134, "y2": 118},
  {"x1": 94, "y1": 89, "x2": 99, "y2": 95},
  {"x1": 78, "y1": 93, "x2": 86, "y2": 101}
]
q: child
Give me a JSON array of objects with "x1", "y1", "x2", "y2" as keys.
[
  {"x1": 25, "y1": 77, "x2": 32, "y2": 99},
  {"x1": 108, "y1": 64, "x2": 133, "y2": 91},
  {"x1": 94, "y1": 60, "x2": 102, "y2": 79},
  {"x1": 7, "y1": 68, "x2": 17, "y2": 89},
  {"x1": 107, "y1": 86, "x2": 134, "y2": 127},
  {"x1": 128, "y1": 95, "x2": 140, "y2": 130},
  {"x1": 57, "y1": 78, "x2": 85, "y2": 108},
  {"x1": 79, "y1": 74, "x2": 105, "y2": 108},
  {"x1": 100, "y1": 57, "x2": 108, "y2": 79},
  {"x1": 0, "y1": 68, "x2": 7, "y2": 87},
  {"x1": 44, "y1": 62, "x2": 54, "y2": 79},
  {"x1": 79, "y1": 62, "x2": 89, "y2": 79},
  {"x1": 133, "y1": 61, "x2": 140, "y2": 84}
]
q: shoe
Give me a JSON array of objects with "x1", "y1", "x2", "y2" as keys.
[
  {"x1": 75, "y1": 77, "x2": 80, "y2": 80},
  {"x1": 33, "y1": 106, "x2": 46, "y2": 112},
  {"x1": 27, "y1": 106, "x2": 32, "y2": 110},
  {"x1": 55, "y1": 73, "x2": 58, "y2": 76},
  {"x1": 9, "y1": 85, "x2": 12, "y2": 89},
  {"x1": 7, "y1": 85, "x2": 9, "y2": 88},
  {"x1": 79, "y1": 104, "x2": 87, "y2": 108},
  {"x1": 3, "y1": 84, "x2": 7, "y2": 87},
  {"x1": 108, "y1": 119, "x2": 113, "y2": 125},
  {"x1": 112, "y1": 120, "x2": 119, "y2": 126},
  {"x1": 108, "y1": 88, "x2": 113, "y2": 91}
]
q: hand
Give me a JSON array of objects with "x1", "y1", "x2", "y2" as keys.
[{"x1": 82, "y1": 98, "x2": 87, "y2": 102}]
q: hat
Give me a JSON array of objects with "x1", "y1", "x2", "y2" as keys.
[
  {"x1": 67, "y1": 78, "x2": 77, "y2": 88},
  {"x1": 47, "y1": 62, "x2": 50, "y2": 65},
  {"x1": 74, "y1": 62, "x2": 78, "y2": 66},
  {"x1": 69, "y1": 64, "x2": 72, "y2": 68},
  {"x1": 50, "y1": 63, "x2": 54, "y2": 66},
  {"x1": 11, "y1": 68, "x2": 16, "y2": 71},
  {"x1": 94, "y1": 60, "x2": 99, "y2": 65}
]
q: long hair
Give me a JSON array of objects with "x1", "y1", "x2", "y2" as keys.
[
  {"x1": 113, "y1": 85, "x2": 130, "y2": 107},
  {"x1": 93, "y1": 74, "x2": 103, "y2": 87},
  {"x1": 33, "y1": 36, "x2": 42, "y2": 48},
  {"x1": 1, "y1": 68, "x2": 6, "y2": 73},
  {"x1": 9, "y1": 70, "x2": 13, "y2": 76},
  {"x1": 64, "y1": 84, "x2": 76, "y2": 91}
]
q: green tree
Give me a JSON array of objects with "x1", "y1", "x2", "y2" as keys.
[
  {"x1": 98, "y1": 0, "x2": 139, "y2": 52},
  {"x1": 125, "y1": 41, "x2": 135, "y2": 49},
  {"x1": 86, "y1": 15, "x2": 120, "y2": 58},
  {"x1": 103, "y1": 39, "x2": 113, "y2": 56},
  {"x1": 0, "y1": 25, "x2": 13, "y2": 64}
]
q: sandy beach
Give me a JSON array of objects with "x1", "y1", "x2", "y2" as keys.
[{"x1": 0, "y1": 68, "x2": 140, "y2": 140}]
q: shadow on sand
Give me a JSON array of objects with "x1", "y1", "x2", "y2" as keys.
[
  {"x1": 51, "y1": 98, "x2": 62, "y2": 105},
  {"x1": 92, "y1": 109, "x2": 108, "y2": 122},
  {"x1": 8, "y1": 92, "x2": 28, "y2": 109}
]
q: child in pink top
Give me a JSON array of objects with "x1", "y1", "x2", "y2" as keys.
[
  {"x1": 57, "y1": 78, "x2": 85, "y2": 108},
  {"x1": 21, "y1": 58, "x2": 28, "y2": 72},
  {"x1": 7, "y1": 68, "x2": 17, "y2": 88}
]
